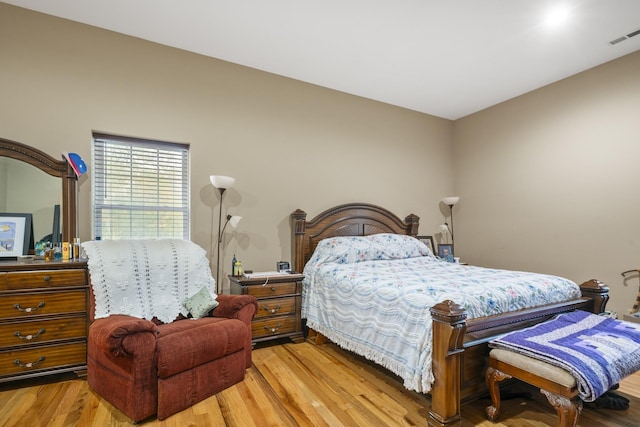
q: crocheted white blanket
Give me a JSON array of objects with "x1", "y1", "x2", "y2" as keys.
[{"x1": 83, "y1": 239, "x2": 216, "y2": 323}]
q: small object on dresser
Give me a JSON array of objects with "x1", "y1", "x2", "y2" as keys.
[
  {"x1": 73, "y1": 237, "x2": 81, "y2": 259},
  {"x1": 62, "y1": 242, "x2": 70, "y2": 260},
  {"x1": 44, "y1": 243, "x2": 55, "y2": 261},
  {"x1": 54, "y1": 242, "x2": 62, "y2": 260},
  {"x1": 35, "y1": 241, "x2": 46, "y2": 256},
  {"x1": 17, "y1": 255, "x2": 34, "y2": 263}
]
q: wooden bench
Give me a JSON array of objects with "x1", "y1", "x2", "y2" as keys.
[{"x1": 485, "y1": 348, "x2": 582, "y2": 427}]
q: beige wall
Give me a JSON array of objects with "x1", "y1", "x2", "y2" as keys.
[
  {"x1": 0, "y1": 4, "x2": 453, "y2": 290},
  {"x1": 3, "y1": 4, "x2": 639, "y2": 315},
  {"x1": 454, "y1": 50, "x2": 640, "y2": 316}
]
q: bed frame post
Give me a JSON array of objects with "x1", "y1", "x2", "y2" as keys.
[
  {"x1": 429, "y1": 300, "x2": 467, "y2": 427},
  {"x1": 404, "y1": 214, "x2": 420, "y2": 237},
  {"x1": 291, "y1": 209, "x2": 308, "y2": 273},
  {"x1": 579, "y1": 279, "x2": 610, "y2": 314}
]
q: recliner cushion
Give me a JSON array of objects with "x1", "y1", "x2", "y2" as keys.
[{"x1": 155, "y1": 317, "x2": 247, "y2": 378}]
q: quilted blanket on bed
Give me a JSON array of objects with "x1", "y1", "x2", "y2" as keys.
[
  {"x1": 489, "y1": 310, "x2": 640, "y2": 401},
  {"x1": 301, "y1": 233, "x2": 582, "y2": 394}
]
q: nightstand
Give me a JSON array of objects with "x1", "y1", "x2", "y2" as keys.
[{"x1": 228, "y1": 273, "x2": 304, "y2": 345}]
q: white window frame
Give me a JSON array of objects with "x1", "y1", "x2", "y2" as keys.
[{"x1": 91, "y1": 133, "x2": 190, "y2": 240}]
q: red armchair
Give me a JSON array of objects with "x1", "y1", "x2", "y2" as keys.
[{"x1": 87, "y1": 293, "x2": 257, "y2": 422}]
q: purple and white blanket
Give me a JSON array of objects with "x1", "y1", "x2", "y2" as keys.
[{"x1": 489, "y1": 310, "x2": 640, "y2": 401}]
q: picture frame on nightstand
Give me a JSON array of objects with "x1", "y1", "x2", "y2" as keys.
[
  {"x1": 438, "y1": 243, "x2": 454, "y2": 260},
  {"x1": 417, "y1": 235, "x2": 435, "y2": 254}
]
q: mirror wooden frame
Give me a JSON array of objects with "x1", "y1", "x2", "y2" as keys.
[{"x1": 0, "y1": 136, "x2": 78, "y2": 244}]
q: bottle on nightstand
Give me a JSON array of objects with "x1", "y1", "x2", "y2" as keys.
[{"x1": 236, "y1": 261, "x2": 243, "y2": 276}]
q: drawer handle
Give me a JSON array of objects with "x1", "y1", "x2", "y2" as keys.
[
  {"x1": 13, "y1": 302, "x2": 46, "y2": 313},
  {"x1": 270, "y1": 287, "x2": 277, "y2": 292},
  {"x1": 14, "y1": 328, "x2": 46, "y2": 341},
  {"x1": 263, "y1": 323, "x2": 282, "y2": 334},
  {"x1": 43, "y1": 275, "x2": 51, "y2": 281},
  {"x1": 263, "y1": 304, "x2": 282, "y2": 314},
  {"x1": 14, "y1": 356, "x2": 46, "y2": 369}
]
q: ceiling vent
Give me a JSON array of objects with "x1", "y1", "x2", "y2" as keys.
[{"x1": 609, "y1": 28, "x2": 640, "y2": 45}]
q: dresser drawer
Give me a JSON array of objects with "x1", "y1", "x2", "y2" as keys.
[
  {"x1": 0, "y1": 341, "x2": 86, "y2": 377},
  {"x1": 255, "y1": 296, "x2": 296, "y2": 319},
  {"x1": 251, "y1": 316, "x2": 297, "y2": 339},
  {"x1": 246, "y1": 281, "x2": 298, "y2": 298},
  {"x1": 0, "y1": 316, "x2": 87, "y2": 348},
  {"x1": 3, "y1": 269, "x2": 86, "y2": 291},
  {"x1": 0, "y1": 290, "x2": 86, "y2": 319}
]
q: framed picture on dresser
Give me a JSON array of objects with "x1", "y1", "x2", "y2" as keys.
[
  {"x1": 0, "y1": 213, "x2": 33, "y2": 257},
  {"x1": 417, "y1": 235, "x2": 435, "y2": 254}
]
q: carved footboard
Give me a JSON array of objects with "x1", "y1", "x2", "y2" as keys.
[
  {"x1": 427, "y1": 279, "x2": 609, "y2": 427},
  {"x1": 290, "y1": 205, "x2": 611, "y2": 427}
]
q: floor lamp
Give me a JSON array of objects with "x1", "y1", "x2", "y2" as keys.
[
  {"x1": 441, "y1": 196, "x2": 460, "y2": 246},
  {"x1": 210, "y1": 175, "x2": 240, "y2": 293}
]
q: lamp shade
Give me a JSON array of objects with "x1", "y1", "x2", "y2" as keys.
[
  {"x1": 228, "y1": 215, "x2": 242, "y2": 229},
  {"x1": 441, "y1": 196, "x2": 460, "y2": 206},
  {"x1": 210, "y1": 175, "x2": 235, "y2": 189}
]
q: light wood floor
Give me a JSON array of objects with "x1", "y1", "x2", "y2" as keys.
[{"x1": 1, "y1": 339, "x2": 638, "y2": 426}]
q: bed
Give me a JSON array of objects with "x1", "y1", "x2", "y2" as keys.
[{"x1": 291, "y1": 203, "x2": 609, "y2": 427}]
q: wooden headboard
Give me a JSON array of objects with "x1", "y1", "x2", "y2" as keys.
[{"x1": 290, "y1": 202, "x2": 420, "y2": 272}]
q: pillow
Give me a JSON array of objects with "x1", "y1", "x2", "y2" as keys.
[
  {"x1": 307, "y1": 233, "x2": 434, "y2": 266},
  {"x1": 183, "y1": 286, "x2": 219, "y2": 319}
]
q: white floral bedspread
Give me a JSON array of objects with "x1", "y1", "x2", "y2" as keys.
[{"x1": 301, "y1": 233, "x2": 581, "y2": 393}]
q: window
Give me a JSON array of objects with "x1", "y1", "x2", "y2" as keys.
[{"x1": 92, "y1": 133, "x2": 190, "y2": 240}]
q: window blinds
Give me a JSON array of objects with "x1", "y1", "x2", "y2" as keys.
[{"x1": 92, "y1": 133, "x2": 190, "y2": 240}]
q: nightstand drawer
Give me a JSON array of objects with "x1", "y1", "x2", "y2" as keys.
[
  {"x1": 251, "y1": 317, "x2": 297, "y2": 339},
  {"x1": 255, "y1": 297, "x2": 296, "y2": 319},
  {"x1": 245, "y1": 281, "x2": 297, "y2": 298},
  {"x1": 4, "y1": 270, "x2": 86, "y2": 291}
]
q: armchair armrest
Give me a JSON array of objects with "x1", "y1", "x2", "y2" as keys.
[
  {"x1": 212, "y1": 294, "x2": 258, "y2": 369},
  {"x1": 213, "y1": 294, "x2": 258, "y2": 325},
  {"x1": 89, "y1": 314, "x2": 159, "y2": 357}
]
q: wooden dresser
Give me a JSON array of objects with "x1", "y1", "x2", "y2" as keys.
[
  {"x1": 0, "y1": 259, "x2": 88, "y2": 383},
  {"x1": 228, "y1": 273, "x2": 304, "y2": 345}
]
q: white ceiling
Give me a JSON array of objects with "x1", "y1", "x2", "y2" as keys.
[{"x1": 4, "y1": 0, "x2": 640, "y2": 119}]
